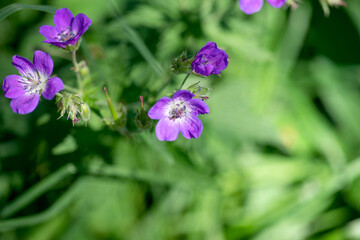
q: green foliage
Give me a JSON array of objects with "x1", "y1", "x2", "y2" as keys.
[{"x1": 1, "y1": 0, "x2": 360, "y2": 240}]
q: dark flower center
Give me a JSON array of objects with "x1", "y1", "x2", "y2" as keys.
[
  {"x1": 168, "y1": 102, "x2": 187, "y2": 120},
  {"x1": 58, "y1": 27, "x2": 76, "y2": 42}
]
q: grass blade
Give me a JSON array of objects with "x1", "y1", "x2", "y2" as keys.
[{"x1": 0, "y1": 3, "x2": 57, "y2": 22}]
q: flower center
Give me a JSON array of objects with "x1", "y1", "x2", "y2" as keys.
[
  {"x1": 57, "y1": 27, "x2": 75, "y2": 42},
  {"x1": 19, "y1": 72, "x2": 47, "y2": 95},
  {"x1": 168, "y1": 101, "x2": 188, "y2": 121}
]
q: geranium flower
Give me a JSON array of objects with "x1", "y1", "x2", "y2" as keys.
[
  {"x1": 148, "y1": 90, "x2": 209, "y2": 141},
  {"x1": 239, "y1": 0, "x2": 287, "y2": 14},
  {"x1": 2, "y1": 51, "x2": 64, "y2": 114},
  {"x1": 191, "y1": 42, "x2": 228, "y2": 76},
  {"x1": 39, "y1": 8, "x2": 91, "y2": 48}
]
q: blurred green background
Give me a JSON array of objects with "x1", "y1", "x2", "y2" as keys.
[{"x1": 1, "y1": 0, "x2": 360, "y2": 239}]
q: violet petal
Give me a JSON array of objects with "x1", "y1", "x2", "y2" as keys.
[
  {"x1": 239, "y1": 0, "x2": 263, "y2": 14},
  {"x1": 148, "y1": 97, "x2": 171, "y2": 120},
  {"x1": 266, "y1": 0, "x2": 287, "y2": 8},
  {"x1": 71, "y1": 13, "x2": 92, "y2": 36},
  {"x1": 2, "y1": 75, "x2": 26, "y2": 99},
  {"x1": 188, "y1": 98, "x2": 209, "y2": 115},
  {"x1": 54, "y1": 8, "x2": 74, "y2": 30},
  {"x1": 42, "y1": 77, "x2": 64, "y2": 100},
  {"x1": 12, "y1": 55, "x2": 37, "y2": 79},
  {"x1": 173, "y1": 90, "x2": 195, "y2": 101},
  {"x1": 39, "y1": 25, "x2": 59, "y2": 41},
  {"x1": 33, "y1": 50, "x2": 53, "y2": 78},
  {"x1": 179, "y1": 115, "x2": 203, "y2": 139},
  {"x1": 10, "y1": 94, "x2": 40, "y2": 114},
  {"x1": 155, "y1": 117, "x2": 180, "y2": 141}
]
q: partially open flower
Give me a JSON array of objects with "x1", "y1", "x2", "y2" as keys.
[
  {"x1": 191, "y1": 42, "x2": 228, "y2": 77},
  {"x1": 2, "y1": 51, "x2": 64, "y2": 114},
  {"x1": 148, "y1": 90, "x2": 209, "y2": 141},
  {"x1": 39, "y1": 8, "x2": 91, "y2": 49}
]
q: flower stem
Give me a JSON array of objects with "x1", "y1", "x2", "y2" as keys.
[
  {"x1": 71, "y1": 50, "x2": 82, "y2": 91},
  {"x1": 178, "y1": 71, "x2": 192, "y2": 90}
]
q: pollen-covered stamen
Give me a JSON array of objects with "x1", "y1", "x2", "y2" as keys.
[
  {"x1": 57, "y1": 27, "x2": 75, "y2": 42},
  {"x1": 168, "y1": 102, "x2": 188, "y2": 120}
]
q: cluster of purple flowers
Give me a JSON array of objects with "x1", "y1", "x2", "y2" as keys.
[
  {"x1": 148, "y1": 42, "x2": 228, "y2": 141},
  {"x1": 2, "y1": 8, "x2": 91, "y2": 114}
]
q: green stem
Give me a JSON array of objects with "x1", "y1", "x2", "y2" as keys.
[
  {"x1": 71, "y1": 50, "x2": 82, "y2": 90},
  {"x1": 178, "y1": 71, "x2": 192, "y2": 90}
]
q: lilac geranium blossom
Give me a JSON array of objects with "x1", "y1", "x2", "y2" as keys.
[
  {"x1": 191, "y1": 42, "x2": 228, "y2": 77},
  {"x1": 239, "y1": 0, "x2": 287, "y2": 15},
  {"x1": 39, "y1": 8, "x2": 91, "y2": 48},
  {"x1": 2, "y1": 51, "x2": 64, "y2": 114},
  {"x1": 148, "y1": 90, "x2": 209, "y2": 141}
]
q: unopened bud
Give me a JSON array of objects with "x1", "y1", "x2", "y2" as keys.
[
  {"x1": 135, "y1": 96, "x2": 152, "y2": 130},
  {"x1": 56, "y1": 92, "x2": 91, "y2": 126},
  {"x1": 170, "y1": 51, "x2": 194, "y2": 74}
]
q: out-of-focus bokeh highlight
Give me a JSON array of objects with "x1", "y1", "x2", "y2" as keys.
[{"x1": 1, "y1": 0, "x2": 360, "y2": 239}]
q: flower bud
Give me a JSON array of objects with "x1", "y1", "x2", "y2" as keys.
[
  {"x1": 135, "y1": 96, "x2": 153, "y2": 130},
  {"x1": 104, "y1": 87, "x2": 127, "y2": 128},
  {"x1": 79, "y1": 60, "x2": 90, "y2": 78},
  {"x1": 170, "y1": 51, "x2": 194, "y2": 74},
  {"x1": 56, "y1": 92, "x2": 91, "y2": 126}
]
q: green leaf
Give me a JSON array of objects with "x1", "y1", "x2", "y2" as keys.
[
  {"x1": 0, "y1": 3, "x2": 57, "y2": 22},
  {"x1": 108, "y1": 0, "x2": 164, "y2": 76}
]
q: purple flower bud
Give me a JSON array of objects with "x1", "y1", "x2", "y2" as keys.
[
  {"x1": 239, "y1": 0, "x2": 287, "y2": 15},
  {"x1": 148, "y1": 90, "x2": 209, "y2": 141},
  {"x1": 191, "y1": 42, "x2": 228, "y2": 77},
  {"x1": 2, "y1": 51, "x2": 64, "y2": 114},
  {"x1": 39, "y1": 8, "x2": 91, "y2": 49}
]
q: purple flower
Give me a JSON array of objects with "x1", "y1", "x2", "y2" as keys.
[
  {"x1": 2, "y1": 51, "x2": 64, "y2": 114},
  {"x1": 39, "y1": 8, "x2": 91, "y2": 48},
  {"x1": 191, "y1": 42, "x2": 228, "y2": 77},
  {"x1": 148, "y1": 90, "x2": 209, "y2": 141},
  {"x1": 239, "y1": 0, "x2": 287, "y2": 14}
]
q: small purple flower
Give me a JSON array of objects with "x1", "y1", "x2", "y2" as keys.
[
  {"x1": 39, "y1": 8, "x2": 91, "y2": 48},
  {"x1": 148, "y1": 90, "x2": 209, "y2": 141},
  {"x1": 239, "y1": 0, "x2": 287, "y2": 15},
  {"x1": 191, "y1": 42, "x2": 228, "y2": 77},
  {"x1": 2, "y1": 51, "x2": 64, "y2": 114}
]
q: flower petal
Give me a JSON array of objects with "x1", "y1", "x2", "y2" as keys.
[
  {"x1": 2, "y1": 75, "x2": 26, "y2": 99},
  {"x1": 239, "y1": 0, "x2": 263, "y2": 14},
  {"x1": 266, "y1": 0, "x2": 287, "y2": 8},
  {"x1": 155, "y1": 117, "x2": 180, "y2": 141},
  {"x1": 33, "y1": 50, "x2": 53, "y2": 77},
  {"x1": 188, "y1": 98, "x2": 209, "y2": 115},
  {"x1": 179, "y1": 115, "x2": 203, "y2": 139},
  {"x1": 54, "y1": 8, "x2": 74, "y2": 30},
  {"x1": 10, "y1": 94, "x2": 39, "y2": 114},
  {"x1": 173, "y1": 90, "x2": 195, "y2": 101},
  {"x1": 43, "y1": 40, "x2": 67, "y2": 48},
  {"x1": 148, "y1": 97, "x2": 171, "y2": 120},
  {"x1": 198, "y1": 42, "x2": 217, "y2": 55},
  {"x1": 191, "y1": 56, "x2": 214, "y2": 76},
  {"x1": 71, "y1": 13, "x2": 92, "y2": 36},
  {"x1": 12, "y1": 55, "x2": 37, "y2": 79},
  {"x1": 42, "y1": 77, "x2": 64, "y2": 100},
  {"x1": 39, "y1": 25, "x2": 59, "y2": 41}
]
